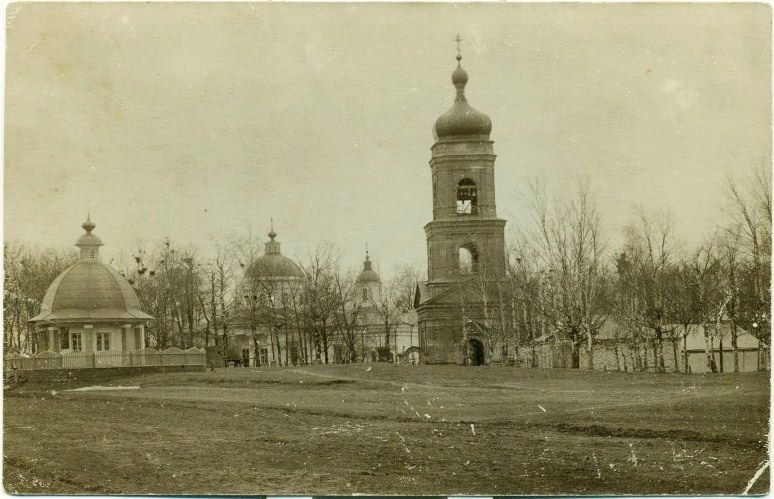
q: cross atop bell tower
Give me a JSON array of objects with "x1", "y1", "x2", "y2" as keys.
[{"x1": 454, "y1": 34, "x2": 463, "y2": 59}]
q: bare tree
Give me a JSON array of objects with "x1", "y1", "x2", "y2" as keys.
[
  {"x1": 332, "y1": 267, "x2": 361, "y2": 363},
  {"x1": 508, "y1": 237, "x2": 544, "y2": 367},
  {"x1": 525, "y1": 179, "x2": 609, "y2": 369},
  {"x1": 725, "y1": 163, "x2": 771, "y2": 368},
  {"x1": 300, "y1": 243, "x2": 342, "y2": 364},
  {"x1": 4, "y1": 242, "x2": 77, "y2": 352},
  {"x1": 686, "y1": 236, "x2": 728, "y2": 372},
  {"x1": 617, "y1": 209, "x2": 681, "y2": 372},
  {"x1": 460, "y1": 253, "x2": 513, "y2": 365},
  {"x1": 198, "y1": 245, "x2": 237, "y2": 361},
  {"x1": 391, "y1": 264, "x2": 423, "y2": 312},
  {"x1": 366, "y1": 271, "x2": 409, "y2": 362}
]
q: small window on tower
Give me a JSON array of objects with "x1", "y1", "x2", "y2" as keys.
[
  {"x1": 89, "y1": 248, "x2": 96, "y2": 259},
  {"x1": 456, "y1": 178, "x2": 478, "y2": 215},
  {"x1": 362, "y1": 288, "x2": 369, "y2": 301}
]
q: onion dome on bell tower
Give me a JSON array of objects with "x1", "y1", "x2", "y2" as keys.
[{"x1": 433, "y1": 42, "x2": 492, "y2": 141}]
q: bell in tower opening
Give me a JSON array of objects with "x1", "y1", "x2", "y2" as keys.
[{"x1": 414, "y1": 39, "x2": 513, "y2": 366}]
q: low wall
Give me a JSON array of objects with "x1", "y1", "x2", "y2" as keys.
[
  {"x1": 7, "y1": 364, "x2": 206, "y2": 385},
  {"x1": 6, "y1": 348, "x2": 206, "y2": 370}
]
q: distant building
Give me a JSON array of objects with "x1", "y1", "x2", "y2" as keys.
[
  {"x1": 225, "y1": 226, "x2": 304, "y2": 366},
  {"x1": 680, "y1": 325, "x2": 767, "y2": 373},
  {"x1": 352, "y1": 250, "x2": 385, "y2": 361},
  {"x1": 220, "y1": 230, "x2": 419, "y2": 366},
  {"x1": 353, "y1": 251, "x2": 419, "y2": 363},
  {"x1": 521, "y1": 320, "x2": 769, "y2": 373},
  {"x1": 29, "y1": 217, "x2": 153, "y2": 364},
  {"x1": 415, "y1": 50, "x2": 512, "y2": 365}
]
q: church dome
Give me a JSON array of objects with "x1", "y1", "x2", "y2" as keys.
[
  {"x1": 433, "y1": 54, "x2": 492, "y2": 140},
  {"x1": 245, "y1": 227, "x2": 303, "y2": 280},
  {"x1": 31, "y1": 218, "x2": 152, "y2": 323},
  {"x1": 356, "y1": 251, "x2": 381, "y2": 283}
]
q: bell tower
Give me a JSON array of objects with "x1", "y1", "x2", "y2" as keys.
[
  {"x1": 416, "y1": 40, "x2": 510, "y2": 365},
  {"x1": 425, "y1": 45, "x2": 506, "y2": 283}
]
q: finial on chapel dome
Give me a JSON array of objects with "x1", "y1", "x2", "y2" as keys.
[
  {"x1": 82, "y1": 214, "x2": 96, "y2": 233},
  {"x1": 268, "y1": 218, "x2": 277, "y2": 241},
  {"x1": 362, "y1": 243, "x2": 374, "y2": 272},
  {"x1": 76, "y1": 214, "x2": 103, "y2": 261}
]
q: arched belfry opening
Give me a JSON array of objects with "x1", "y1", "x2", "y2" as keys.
[
  {"x1": 459, "y1": 243, "x2": 479, "y2": 274},
  {"x1": 456, "y1": 178, "x2": 478, "y2": 214}
]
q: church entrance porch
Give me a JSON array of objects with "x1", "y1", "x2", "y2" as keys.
[{"x1": 464, "y1": 338, "x2": 485, "y2": 366}]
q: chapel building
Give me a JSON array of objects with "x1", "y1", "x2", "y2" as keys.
[{"x1": 30, "y1": 217, "x2": 153, "y2": 364}]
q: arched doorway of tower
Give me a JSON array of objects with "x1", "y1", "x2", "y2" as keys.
[
  {"x1": 465, "y1": 338, "x2": 485, "y2": 366},
  {"x1": 402, "y1": 346, "x2": 423, "y2": 365}
]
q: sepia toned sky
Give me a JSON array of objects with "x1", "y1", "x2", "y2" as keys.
[{"x1": 5, "y1": 3, "x2": 771, "y2": 274}]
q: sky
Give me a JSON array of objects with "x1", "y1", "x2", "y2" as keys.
[{"x1": 5, "y1": 3, "x2": 771, "y2": 276}]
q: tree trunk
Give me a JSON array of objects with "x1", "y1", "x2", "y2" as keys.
[
  {"x1": 571, "y1": 334, "x2": 580, "y2": 369},
  {"x1": 655, "y1": 328, "x2": 665, "y2": 373},
  {"x1": 683, "y1": 329, "x2": 689, "y2": 373},
  {"x1": 672, "y1": 339, "x2": 678, "y2": 374},
  {"x1": 731, "y1": 320, "x2": 739, "y2": 372},
  {"x1": 275, "y1": 331, "x2": 282, "y2": 367},
  {"x1": 284, "y1": 324, "x2": 290, "y2": 366},
  {"x1": 704, "y1": 325, "x2": 715, "y2": 373},
  {"x1": 252, "y1": 335, "x2": 261, "y2": 367},
  {"x1": 586, "y1": 327, "x2": 594, "y2": 370},
  {"x1": 384, "y1": 320, "x2": 391, "y2": 356}
]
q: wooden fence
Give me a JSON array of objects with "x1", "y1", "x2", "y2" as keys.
[{"x1": 4, "y1": 347, "x2": 206, "y2": 371}]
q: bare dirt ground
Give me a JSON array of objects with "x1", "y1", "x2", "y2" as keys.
[{"x1": 3, "y1": 365, "x2": 770, "y2": 495}]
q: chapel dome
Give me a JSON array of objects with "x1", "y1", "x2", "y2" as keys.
[
  {"x1": 31, "y1": 218, "x2": 152, "y2": 322},
  {"x1": 433, "y1": 54, "x2": 492, "y2": 140},
  {"x1": 245, "y1": 228, "x2": 303, "y2": 280}
]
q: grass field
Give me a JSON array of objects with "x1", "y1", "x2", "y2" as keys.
[{"x1": 3, "y1": 365, "x2": 770, "y2": 495}]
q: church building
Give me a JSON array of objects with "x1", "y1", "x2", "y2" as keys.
[
  {"x1": 228, "y1": 224, "x2": 305, "y2": 366},
  {"x1": 414, "y1": 47, "x2": 512, "y2": 365}
]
